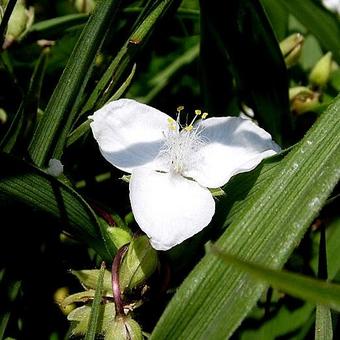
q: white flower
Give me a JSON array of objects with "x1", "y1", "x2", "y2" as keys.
[
  {"x1": 321, "y1": 0, "x2": 340, "y2": 15},
  {"x1": 89, "y1": 99, "x2": 280, "y2": 251}
]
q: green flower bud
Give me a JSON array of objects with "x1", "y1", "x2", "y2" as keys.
[
  {"x1": 105, "y1": 316, "x2": 143, "y2": 340},
  {"x1": 3, "y1": 0, "x2": 34, "y2": 48},
  {"x1": 119, "y1": 235, "x2": 158, "y2": 292},
  {"x1": 73, "y1": 0, "x2": 96, "y2": 13},
  {"x1": 67, "y1": 302, "x2": 116, "y2": 337},
  {"x1": 107, "y1": 226, "x2": 132, "y2": 250},
  {"x1": 280, "y1": 33, "x2": 304, "y2": 68},
  {"x1": 0, "y1": 108, "x2": 7, "y2": 124},
  {"x1": 289, "y1": 86, "x2": 320, "y2": 115},
  {"x1": 309, "y1": 52, "x2": 333, "y2": 87},
  {"x1": 71, "y1": 269, "x2": 113, "y2": 296}
]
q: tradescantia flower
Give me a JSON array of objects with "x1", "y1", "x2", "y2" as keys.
[{"x1": 89, "y1": 99, "x2": 280, "y2": 251}]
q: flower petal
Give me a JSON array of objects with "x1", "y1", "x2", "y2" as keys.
[
  {"x1": 89, "y1": 99, "x2": 170, "y2": 173},
  {"x1": 129, "y1": 168, "x2": 215, "y2": 250},
  {"x1": 184, "y1": 117, "x2": 281, "y2": 188}
]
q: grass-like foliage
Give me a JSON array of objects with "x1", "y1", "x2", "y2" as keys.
[{"x1": 0, "y1": 0, "x2": 339, "y2": 339}]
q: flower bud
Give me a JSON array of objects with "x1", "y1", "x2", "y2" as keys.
[
  {"x1": 119, "y1": 235, "x2": 158, "y2": 292},
  {"x1": 0, "y1": 108, "x2": 7, "y2": 124},
  {"x1": 289, "y1": 86, "x2": 320, "y2": 115},
  {"x1": 280, "y1": 33, "x2": 304, "y2": 68},
  {"x1": 3, "y1": 0, "x2": 34, "y2": 48},
  {"x1": 71, "y1": 269, "x2": 113, "y2": 296},
  {"x1": 309, "y1": 52, "x2": 333, "y2": 87},
  {"x1": 73, "y1": 0, "x2": 96, "y2": 13},
  {"x1": 105, "y1": 316, "x2": 143, "y2": 340},
  {"x1": 106, "y1": 226, "x2": 132, "y2": 250},
  {"x1": 67, "y1": 302, "x2": 116, "y2": 337}
]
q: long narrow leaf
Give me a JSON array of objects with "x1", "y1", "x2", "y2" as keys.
[
  {"x1": 315, "y1": 305, "x2": 333, "y2": 340},
  {"x1": 150, "y1": 95, "x2": 340, "y2": 339},
  {"x1": 28, "y1": 0, "x2": 122, "y2": 167},
  {"x1": 85, "y1": 262, "x2": 106, "y2": 340},
  {"x1": 210, "y1": 247, "x2": 340, "y2": 311},
  {"x1": 0, "y1": 49, "x2": 48, "y2": 154},
  {"x1": 200, "y1": 0, "x2": 290, "y2": 144},
  {"x1": 0, "y1": 152, "x2": 108, "y2": 260},
  {"x1": 81, "y1": 0, "x2": 177, "y2": 114}
]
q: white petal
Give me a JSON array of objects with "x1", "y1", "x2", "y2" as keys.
[
  {"x1": 89, "y1": 99, "x2": 170, "y2": 173},
  {"x1": 129, "y1": 168, "x2": 215, "y2": 251},
  {"x1": 184, "y1": 117, "x2": 281, "y2": 188}
]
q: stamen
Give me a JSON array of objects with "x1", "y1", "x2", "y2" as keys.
[
  {"x1": 202, "y1": 112, "x2": 208, "y2": 119},
  {"x1": 176, "y1": 105, "x2": 184, "y2": 126}
]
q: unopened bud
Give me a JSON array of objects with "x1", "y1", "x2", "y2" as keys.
[
  {"x1": 280, "y1": 33, "x2": 304, "y2": 68},
  {"x1": 71, "y1": 269, "x2": 113, "y2": 296},
  {"x1": 309, "y1": 52, "x2": 333, "y2": 87},
  {"x1": 3, "y1": 0, "x2": 34, "y2": 48},
  {"x1": 106, "y1": 316, "x2": 143, "y2": 340},
  {"x1": 73, "y1": 0, "x2": 96, "y2": 13},
  {"x1": 0, "y1": 108, "x2": 7, "y2": 124},
  {"x1": 289, "y1": 86, "x2": 320, "y2": 115},
  {"x1": 106, "y1": 226, "x2": 132, "y2": 251},
  {"x1": 119, "y1": 235, "x2": 158, "y2": 292}
]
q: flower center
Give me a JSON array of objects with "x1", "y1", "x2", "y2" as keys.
[{"x1": 161, "y1": 107, "x2": 208, "y2": 174}]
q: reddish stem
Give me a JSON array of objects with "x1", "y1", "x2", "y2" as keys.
[{"x1": 111, "y1": 245, "x2": 128, "y2": 316}]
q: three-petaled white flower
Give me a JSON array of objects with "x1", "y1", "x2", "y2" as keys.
[{"x1": 89, "y1": 99, "x2": 280, "y2": 251}]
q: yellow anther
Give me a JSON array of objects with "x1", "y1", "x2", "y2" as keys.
[
  {"x1": 169, "y1": 124, "x2": 177, "y2": 131},
  {"x1": 202, "y1": 112, "x2": 208, "y2": 119},
  {"x1": 167, "y1": 117, "x2": 175, "y2": 123},
  {"x1": 184, "y1": 125, "x2": 193, "y2": 132},
  {"x1": 195, "y1": 109, "x2": 202, "y2": 116},
  {"x1": 177, "y1": 105, "x2": 184, "y2": 112}
]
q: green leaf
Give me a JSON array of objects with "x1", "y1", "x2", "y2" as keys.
[
  {"x1": 0, "y1": 0, "x2": 17, "y2": 47},
  {"x1": 28, "y1": 0, "x2": 122, "y2": 167},
  {"x1": 85, "y1": 262, "x2": 106, "y2": 340},
  {"x1": 199, "y1": 0, "x2": 290, "y2": 144},
  {"x1": 0, "y1": 152, "x2": 108, "y2": 260},
  {"x1": 80, "y1": 0, "x2": 178, "y2": 114},
  {"x1": 119, "y1": 235, "x2": 158, "y2": 292},
  {"x1": 210, "y1": 247, "x2": 340, "y2": 311},
  {"x1": 315, "y1": 305, "x2": 333, "y2": 340},
  {"x1": 260, "y1": 0, "x2": 288, "y2": 40},
  {"x1": 137, "y1": 42, "x2": 199, "y2": 103},
  {"x1": 27, "y1": 13, "x2": 89, "y2": 40},
  {"x1": 241, "y1": 217, "x2": 340, "y2": 339},
  {"x1": 150, "y1": 95, "x2": 340, "y2": 339},
  {"x1": 71, "y1": 269, "x2": 113, "y2": 296},
  {"x1": 277, "y1": 0, "x2": 340, "y2": 64},
  {"x1": 0, "y1": 48, "x2": 49, "y2": 154},
  {"x1": 68, "y1": 303, "x2": 116, "y2": 337}
]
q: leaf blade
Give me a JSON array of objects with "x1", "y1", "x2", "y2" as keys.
[
  {"x1": 0, "y1": 152, "x2": 108, "y2": 259},
  {"x1": 28, "y1": 0, "x2": 122, "y2": 167}
]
